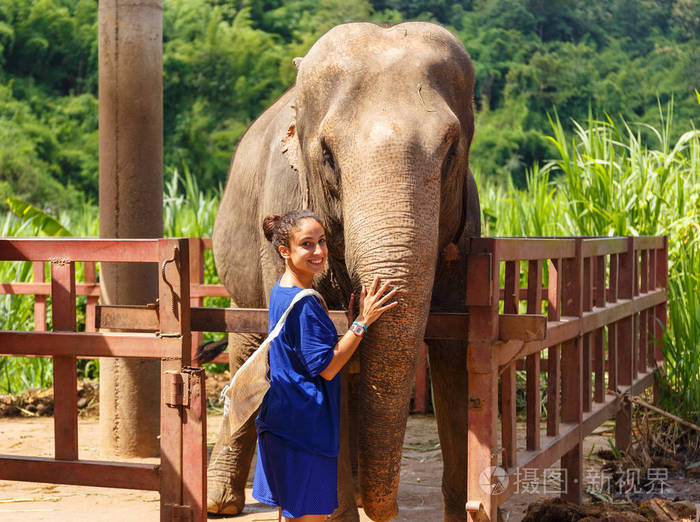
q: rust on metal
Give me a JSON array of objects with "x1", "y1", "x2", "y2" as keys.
[{"x1": 165, "y1": 371, "x2": 189, "y2": 408}]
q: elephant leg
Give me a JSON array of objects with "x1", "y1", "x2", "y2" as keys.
[
  {"x1": 207, "y1": 332, "x2": 262, "y2": 514},
  {"x1": 328, "y1": 368, "x2": 359, "y2": 521},
  {"x1": 428, "y1": 340, "x2": 468, "y2": 522}
]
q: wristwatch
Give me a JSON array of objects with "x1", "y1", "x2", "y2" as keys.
[{"x1": 349, "y1": 321, "x2": 366, "y2": 337}]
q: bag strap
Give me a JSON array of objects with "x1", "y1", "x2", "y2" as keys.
[
  {"x1": 267, "y1": 288, "x2": 326, "y2": 340},
  {"x1": 220, "y1": 288, "x2": 327, "y2": 416}
]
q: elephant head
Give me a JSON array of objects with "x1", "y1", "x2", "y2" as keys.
[{"x1": 283, "y1": 22, "x2": 476, "y2": 521}]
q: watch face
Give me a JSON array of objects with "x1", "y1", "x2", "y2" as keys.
[{"x1": 350, "y1": 323, "x2": 364, "y2": 336}]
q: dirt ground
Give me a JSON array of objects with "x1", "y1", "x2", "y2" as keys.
[{"x1": 1, "y1": 377, "x2": 698, "y2": 521}]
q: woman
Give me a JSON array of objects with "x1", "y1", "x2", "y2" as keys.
[{"x1": 254, "y1": 209, "x2": 398, "y2": 521}]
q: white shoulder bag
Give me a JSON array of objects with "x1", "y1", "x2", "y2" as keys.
[{"x1": 221, "y1": 289, "x2": 328, "y2": 436}]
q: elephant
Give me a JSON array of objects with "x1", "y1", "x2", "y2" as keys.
[{"x1": 208, "y1": 21, "x2": 481, "y2": 522}]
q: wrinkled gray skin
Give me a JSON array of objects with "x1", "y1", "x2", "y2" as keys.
[{"x1": 209, "y1": 22, "x2": 480, "y2": 522}]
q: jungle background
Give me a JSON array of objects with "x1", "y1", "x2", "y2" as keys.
[{"x1": 0, "y1": 0, "x2": 698, "y2": 427}]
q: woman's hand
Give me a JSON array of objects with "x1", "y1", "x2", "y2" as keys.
[{"x1": 355, "y1": 276, "x2": 398, "y2": 328}]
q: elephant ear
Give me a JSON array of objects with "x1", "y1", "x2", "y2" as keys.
[{"x1": 281, "y1": 118, "x2": 310, "y2": 207}]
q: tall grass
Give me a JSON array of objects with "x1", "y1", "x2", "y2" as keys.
[
  {"x1": 478, "y1": 107, "x2": 700, "y2": 423},
  {"x1": 1, "y1": 113, "x2": 698, "y2": 419},
  {"x1": 1, "y1": 167, "x2": 222, "y2": 393}
]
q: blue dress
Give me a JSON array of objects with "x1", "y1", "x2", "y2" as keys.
[{"x1": 252, "y1": 282, "x2": 340, "y2": 518}]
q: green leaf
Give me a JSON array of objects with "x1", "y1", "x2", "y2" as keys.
[{"x1": 6, "y1": 196, "x2": 72, "y2": 236}]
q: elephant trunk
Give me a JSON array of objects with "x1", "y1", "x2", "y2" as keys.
[{"x1": 343, "y1": 176, "x2": 441, "y2": 521}]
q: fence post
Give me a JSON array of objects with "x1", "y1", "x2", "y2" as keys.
[
  {"x1": 560, "y1": 239, "x2": 583, "y2": 504},
  {"x1": 526, "y1": 259, "x2": 542, "y2": 451},
  {"x1": 653, "y1": 237, "x2": 668, "y2": 404},
  {"x1": 582, "y1": 253, "x2": 593, "y2": 413},
  {"x1": 615, "y1": 237, "x2": 635, "y2": 453},
  {"x1": 84, "y1": 262, "x2": 98, "y2": 333},
  {"x1": 158, "y1": 238, "x2": 193, "y2": 521},
  {"x1": 546, "y1": 257, "x2": 562, "y2": 438},
  {"x1": 608, "y1": 253, "x2": 619, "y2": 394},
  {"x1": 33, "y1": 262, "x2": 47, "y2": 331},
  {"x1": 466, "y1": 243, "x2": 499, "y2": 522},
  {"x1": 501, "y1": 260, "x2": 518, "y2": 470},
  {"x1": 593, "y1": 255, "x2": 605, "y2": 403},
  {"x1": 188, "y1": 238, "x2": 204, "y2": 367},
  {"x1": 638, "y1": 248, "x2": 649, "y2": 374},
  {"x1": 51, "y1": 261, "x2": 78, "y2": 461}
]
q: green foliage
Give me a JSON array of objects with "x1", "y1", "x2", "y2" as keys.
[
  {"x1": 0, "y1": 0, "x2": 697, "y2": 206},
  {"x1": 479, "y1": 111, "x2": 700, "y2": 422}
]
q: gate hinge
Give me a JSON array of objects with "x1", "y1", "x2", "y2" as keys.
[
  {"x1": 165, "y1": 371, "x2": 190, "y2": 408},
  {"x1": 168, "y1": 503, "x2": 192, "y2": 522}
]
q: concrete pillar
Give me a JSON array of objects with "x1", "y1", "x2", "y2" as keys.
[{"x1": 98, "y1": 0, "x2": 163, "y2": 457}]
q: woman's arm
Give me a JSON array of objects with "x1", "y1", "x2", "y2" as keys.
[{"x1": 319, "y1": 277, "x2": 397, "y2": 381}]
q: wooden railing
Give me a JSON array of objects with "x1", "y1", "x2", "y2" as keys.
[
  {"x1": 0, "y1": 235, "x2": 668, "y2": 521},
  {"x1": 464, "y1": 236, "x2": 667, "y2": 520},
  {"x1": 0, "y1": 238, "x2": 206, "y2": 522}
]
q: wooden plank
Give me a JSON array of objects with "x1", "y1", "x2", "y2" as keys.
[
  {"x1": 158, "y1": 239, "x2": 189, "y2": 520},
  {"x1": 466, "y1": 254, "x2": 493, "y2": 306},
  {"x1": 560, "y1": 239, "x2": 583, "y2": 503},
  {"x1": 527, "y1": 260, "x2": 543, "y2": 316},
  {"x1": 492, "y1": 238, "x2": 575, "y2": 261},
  {"x1": 0, "y1": 238, "x2": 160, "y2": 262},
  {"x1": 593, "y1": 328, "x2": 605, "y2": 403},
  {"x1": 498, "y1": 314, "x2": 546, "y2": 342},
  {"x1": 633, "y1": 236, "x2": 664, "y2": 250},
  {"x1": 501, "y1": 363, "x2": 517, "y2": 470},
  {"x1": 525, "y1": 352, "x2": 541, "y2": 451},
  {"x1": 182, "y1": 368, "x2": 207, "y2": 522},
  {"x1": 99, "y1": 305, "x2": 473, "y2": 341},
  {"x1": 609, "y1": 253, "x2": 619, "y2": 302},
  {"x1": 467, "y1": 344, "x2": 499, "y2": 522},
  {"x1": 0, "y1": 331, "x2": 170, "y2": 358},
  {"x1": 96, "y1": 304, "x2": 160, "y2": 331},
  {"x1": 33, "y1": 262, "x2": 47, "y2": 331},
  {"x1": 581, "y1": 237, "x2": 628, "y2": 257},
  {"x1": 526, "y1": 259, "x2": 542, "y2": 452},
  {"x1": 51, "y1": 261, "x2": 78, "y2": 462},
  {"x1": 189, "y1": 284, "x2": 230, "y2": 298},
  {"x1": 504, "y1": 260, "x2": 519, "y2": 314},
  {"x1": 0, "y1": 282, "x2": 100, "y2": 296},
  {"x1": 84, "y1": 262, "x2": 98, "y2": 333},
  {"x1": 0, "y1": 456, "x2": 159, "y2": 491},
  {"x1": 580, "y1": 291, "x2": 665, "y2": 332},
  {"x1": 547, "y1": 257, "x2": 562, "y2": 438},
  {"x1": 189, "y1": 239, "x2": 205, "y2": 368}
]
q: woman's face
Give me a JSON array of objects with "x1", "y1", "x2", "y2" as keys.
[{"x1": 279, "y1": 218, "x2": 328, "y2": 277}]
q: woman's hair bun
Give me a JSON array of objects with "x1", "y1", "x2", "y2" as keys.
[{"x1": 262, "y1": 214, "x2": 281, "y2": 242}]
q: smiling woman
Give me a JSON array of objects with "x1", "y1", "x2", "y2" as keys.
[
  {"x1": 264, "y1": 211, "x2": 329, "y2": 287},
  {"x1": 253, "y1": 209, "x2": 397, "y2": 521}
]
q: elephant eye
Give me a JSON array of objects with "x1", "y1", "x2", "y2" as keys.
[
  {"x1": 322, "y1": 144, "x2": 336, "y2": 172},
  {"x1": 321, "y1": 141, "x2": 341, "y2": 198},
  {"x1": 442, "y1": 142, "x2": 458, "y2": 180}
]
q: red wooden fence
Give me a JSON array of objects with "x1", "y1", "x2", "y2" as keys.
[
  {"x1": 0, "y1": 235, "x2": 667, "y2": 521},
  {"x1": 0, "y1": 238, "x2": 206, "y2": 522},
  {"x1": 464, "y1": 236, "x2": 667, "y2": 520}
]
